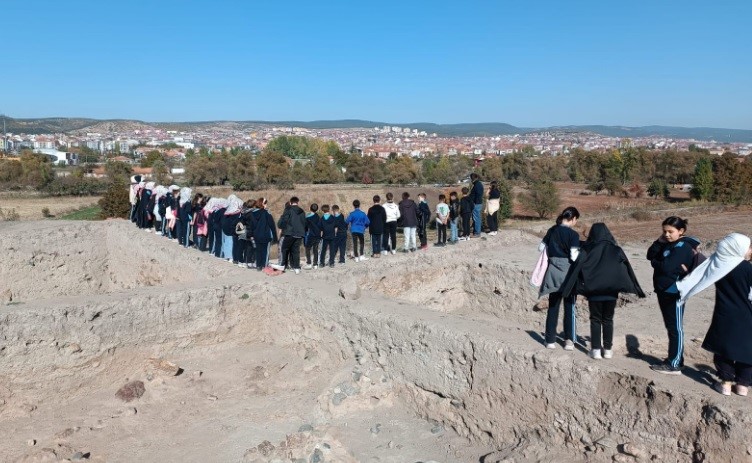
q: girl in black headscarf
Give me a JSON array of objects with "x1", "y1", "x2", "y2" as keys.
[{"x1": 561, "y1": 223, "x2": 645, "y2": 359}]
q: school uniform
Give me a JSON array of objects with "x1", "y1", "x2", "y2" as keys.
[
  {"x1": 210, "y1": 207, "x2": 225, "y2": 257},
  {"x1": 367, "y1": 204, "x2": 386, "y2": 255},
  {"x1": 278, "y1": 204, "x2": 306, "y2": 270},
  {"x1": 252, "y1": 209, "x2": 277, "y2": 270},
  {"x1": 334, "y1": 213, "x2": 348, "y2": 263},
  {"x1": 305, "y1": 213, "x2": 323, "y2": 266},
  {"x1": 459, "y1": 196, "x2": 473, "y2": 238},
  {"x1": 647, "y1": 236, "x2": 695, "y2": 369},
  {"x1": 448, "y1": 198, "x2": 460, "y2": 242},
  {"x1": 320, "y1": 213, "x2": 337, "y2": 266},
  {"x1": 417, "y1": 200, "x2": 431, "y2": 248}
]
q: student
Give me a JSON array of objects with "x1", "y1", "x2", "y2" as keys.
[
  {"x1": 251, "y1": 197, "x2": 277, "y2": 270},
  {"x1": 677, "y1": 233, "x2": 752, "y2": 395},
  {"x1": 333, "y1": 205, "x2": 348, "y2": 265},
  {"x1": 189, "y1": 193, "x2": 204, "y2": 248},
  {"x1": 646, "y1": 216, "x2": 698, "y2": 375},
  {"x1": 346, "y1": 199, "x2": 371, "y2": 262},
  {"x1": 539, "y1": 206, "x2": 582, "y2": 350},
  {"x1": 238, "y1": 199, "x2": 257, "y2": 268},
  {"x1": 274, "y1": 196, "x2": 306, "y2": 274},
  {"x1": 469, "y1": 173, "x2": 484, "y2": 237},
  {"x1": 486, "y1": 181, "x2": 501, "y2": 236},
  {"x1": 168, "y1": 185, "x2": 181, "y2": 240},
  {"x1": 448, "y1": 191, "x2": 460, "y2": 244},
  {"x1": 129, "y1": 175, "x2": 142, "y2": 223},
  {"x1": 152, "y1": 185, "x2": 169, "y2": 236},
  {"x1": 144, "y1": 182, "x2": 157, "y2": 231},
  {"x1": 194, "y1": 195, "x2": 208, "y2": 251},
  {"x1": 178, "y1": 187, "x2": 193, "y2": 247},
  {"x1": 367, "y1": 195, "x2": 386, "y2": 257},
  {"x1": 221, "y1": 195, "x2": 243, "y2": 262},
  {"x1": 382, "y1": 192, "x2": 400, "y2": 255},
  {"x1": 561, "y1": 223, "x2": 646, "y2": 359},
  {"x1": 136, "y1": 182, "x2": 153, "y2": 230},
  {"x1": 459, "y1": 187, "x2": 473, "y2": 241},
  {"x1": 320, "y1": 205, "x2": 337, "y2": 267},
  {"x1": 398, "y1": 192, "x2": 418, "y2": 252},
  {"x1": 304, "y1": 203, "x2": 322, "y2": 270},
  {"x1": 417, "y1": 193, "x2": 431, "y2": 250},
  {"x1": 210, "y1": 198, "x2": 227, "y2": 258},
  {"x1": 435, "y1": 194, "x2": 450, "y2": 246}
]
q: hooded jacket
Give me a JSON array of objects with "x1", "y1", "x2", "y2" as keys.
[
  {"x1": 399, "y1": 199, "x2": 418, "y2": 227},
  {"x1": 560, "y1": 223, "x2": 646, "y2": 299},
  {"x1": 647, "y1": 236, "x2": 696, "y2": 292},
  {"x1": 278, "y1": 204, "x2": 306, "y2": 238},
  {"x1": 333, "y1": 213, "x2": 348, "y2": 239},
  {"x1": 470, "y1": 179, "x2": 484, "y2": 205},
  {"x1": 321, "y1": 213, "x2": 336, "y2": 240},
  {"x1": 346, "y1": 208, "x2": 370, "y2": 234},
  {"x1": 383, "y1": 201, "x2": 400, "y2": 223},
  {"x1": 252, "y1": 208, "x2": 277, "y2": 244},
  {"x1": 417, "y1": 200, "x2": 431, "y2": 228},
  {"x1": 305, "y1": 213, "x2": 323, "y2": 240},
  {"x1": 459, "y1": 195, "x2": 474, "y2": 216},
  {"x1": 449, "y1": 198, "x2": 460, "y2": 220}
]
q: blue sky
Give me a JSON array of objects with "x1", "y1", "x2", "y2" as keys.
[{"x1": 3, "y1": 0, "x2": 751, "y2": 128}]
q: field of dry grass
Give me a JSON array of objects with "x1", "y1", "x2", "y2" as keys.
[{"x1": 0, "y1": 192, "x2": 101, "y2": 220}]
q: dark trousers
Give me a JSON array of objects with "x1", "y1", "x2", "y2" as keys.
[
  {"x1": 383, "y1": 222, "x2": 398, "y2": 251},
  {"x1": 589, "y1": 299, "x2": 616, "y2": 350},
  {"x1": 657, "y1": 291, "x2": 685, "y2": 368},
  {"x1": 371, "y1": 233, "x2": 382, "y2": 255},
  {"x1": 545, "y1": 292, "x2": 577, "y2": 344},
  {"x1": 231, "y1": 235, "x2": 242, "y2": 262},
  {"x1": 212, "y1": 226, "x2": 223, "y2": 257},
  {"x1": 197, "y1": 235, "x2": 207, "y2": 251},
  {"x1": 437, "y1": 223, "x2": 447, "y2": 244},
  {"x1": 176, "y1": 219, "x2": 186, "y2": 245},
  {"x1": 305, "y1": 237, "x2": 320, "y2": 265},
  {"x1": 281, "y1": 236, "x2": 302, "y2": 269},
  {"x1": 207, "y1": 223, "x2": 214, "y2": 251},
  {"x1": 487, "y1": 212, "x2": 498, "y2": 232},
  {"x1": 352, "y1": 233, "x2": 365, "y2": 257},
  {"x1": 255, "y1": 242, "x2": 271, "y2": 270},
  {"x1": 461, "y1": 214, "x2": 472, "y2": 237},
  {"x1": 418, "y1": 223, "x2": 427, "y2": 247},
  {"x1": 154, "y1": 220, "x2": 162, "y2": 233},
  {"x1": 715, "y1": 355, "x2": 752, "y2": 386},
  {"x1": 320, "y1": 239, "x2": 335, "y2": 266},
  {"x1": 335, "y1": 235, "x2": 347, "y2": 263},
  {"x1": 245, "y1": 240, "x2": 255, "y2": 264}
]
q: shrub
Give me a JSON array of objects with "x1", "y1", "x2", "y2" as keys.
[
  {"x1": 519, "y1": 180, "x2": 560, "y2": 219},
  {"x1": 99, "y1": 181, "x2": 131, "y2": 219},
  {"x1": 631, "y1": 210, "x2": 653, "y2": 222},
  {"x1": 0, "y1": 208, "x2": 20, "y2": 221},
  {"x1": 41, "y1": 207, "x2": 52, "y2": 218}
]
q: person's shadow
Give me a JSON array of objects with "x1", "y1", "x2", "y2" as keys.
[{"x1": 625, "y1": 334, "x2": 715, "y2": 387}]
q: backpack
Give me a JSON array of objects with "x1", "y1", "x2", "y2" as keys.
[{"x1": 689, "y1": 249, "x2": 707, "y2": 272}]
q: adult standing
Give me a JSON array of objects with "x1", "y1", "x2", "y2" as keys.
[
  {"x1": 398, "y1": 192, "x2": 418, "y2": 252},
  {"x1": 486, "y1": 181, "x2": 501, "y2": 236},
  {"x1": 539, "y1": 206, "x2": 582, "y2": 350},
  {"x1": 382, "y1": 192, "x2": 400, "y2": 255},
  {"x1": 470, "y1": 173, "x2": 484, "y2": 237},
  {"x1": 276, "y1": 196, "x2": 306, "y2": 274},
  {"x1": 677, "y1": 233, "x2": 752, "y2": 395}
]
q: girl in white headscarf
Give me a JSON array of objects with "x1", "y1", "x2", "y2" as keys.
[
  {"x1": 177, "y1": 187, "x2": 193, "y2": 247},
  {"x1": 221, "y1": 195, "x2": 243, "y2": 262},
  {"x1": 678, "y1": 233, "x2": 752, "y2": 396},
  {"x1": 152, "y1": 185, "x2": 169, "y2": 235}
]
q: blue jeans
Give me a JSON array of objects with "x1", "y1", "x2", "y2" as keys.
[
  {"x1": 450, "y1": 219, "x2": 458, "y2": 242},
  {"x1": 222, "y1": 232, "x2": 234, "y2": 259},
  {"x1": 472, "y1": 204, "x2": 482, "y2": 235},
  {"x1": 371, "y1": 234, "x2": 382, "y2": 254}
]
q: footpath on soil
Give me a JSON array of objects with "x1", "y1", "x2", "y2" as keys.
[{"x1": 0, "y1": 220, "x2": 750, "y2": 463}]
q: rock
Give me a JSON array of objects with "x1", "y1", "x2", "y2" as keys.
[
  {"x1": 430, "y1": 424, "x2": 444, "y2": 435},
  {"x1": 257, "y1": 440, "x2": 275, "y2": 457},
  {"x1": 298, "y1": 424, "x2": 314, "y2": 433},
  {"x1": 70, "y1": 451, "x2": 88, "y2": 461},
  {"x1": 55, "y1": 427, "x2": 80, "y2": 440},
  {"x1": 27, "y1": 439, "x2": 36, "y2": 446},
  {"x1": 331, "y1": 392, "x2": 347, "y2": 406},
  {"x1": 621, "y1": 443, "x2": 646, "y2": 459},
  {"x1": 124, "y1": 407, "x2": 137, "y2": 416},
  {"x1": 147, "y1": 358, "x2": 181, "y2": 376},
  {"x1": 1, "y1": 289, "x2": 12, "y2": 303},
  {"x1": 596, "y1": 436, "x2": 617, "y2": 449},
  {"x1": 370, "y1": 423, "x2": 381, "y2": 435},
  {"x1": 338, "y1": 381, "x2": 359, "y2": 397},
  {"x1": 338, "y1": 280, "x2": 361, "y2": 300},
  {"x1": 310, "y1": 448, "x2": 324, "y2": 463},
  {"x1": 192, "y1": 370, "x2": 203, "y2": 379},
  {"x1": 115, "y1": 381, "x2": 145, "y2": 402},
  {"x1": 388, "y1": 440, "x2": 395, "y2": 449}
]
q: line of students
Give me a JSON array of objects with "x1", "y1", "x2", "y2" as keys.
[{"x1": 536, "y1": 206, "x2": 752, "y2": 396}]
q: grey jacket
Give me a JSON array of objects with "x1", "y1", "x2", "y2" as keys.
[{"x1": 539, "y1": 256, "x2": 572, "y2": 297}]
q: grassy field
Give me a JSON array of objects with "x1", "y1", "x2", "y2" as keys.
[{"x1": 58, "y1": 205, "x2": 102, "y2": 220}]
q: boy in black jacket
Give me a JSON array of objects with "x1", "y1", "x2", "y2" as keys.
[
  {"x1": 275, "y1": 196, "x2": 307, "y2": 274},
  {"x1": 448, "y1": 191, "x2": 460, "y2": 244},
  {"x1": 417, "y1": 193, "x2": 431, "y2": 250},
  {"x1": 319, "y1": 205, "x2": 337, "y2": 268},
  {"x1": 332, "y1": 204, "x2": 348, "y2": 264},
  {"x1": 459, "y1": 187, "x2": 473, "y2": 240},
  {"x1": 367, "y1": 195, "x2": 386, "y2": 257},
  {"x1": 304, "y1": 203, "x2": 322, "y2": 269}
]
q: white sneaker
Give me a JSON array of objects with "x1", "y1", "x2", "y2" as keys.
[
  {"x1": 294, "y1": 269, "x2": 300, "y2": 275},
  {"x1": 246, "y1": 263, "x2": 255, "y2": 269},
  {"x1": 359, "y1": 256, "x2": 369, "y2": 261},
  {"x1": 313, "y1": 265, "x2": 319, "y2": 270},
  {"x1": 227, "y1": 258, "x2": 233, "y2": 263},
  {"x1": 390, "y1": 250, "x2": 396, "y2": 255},
  {"x1": 354, "y1": 256, "x2": 360, "y2": 262},
  {"x1": 381, "y1": 250, "x2": 388, "y2": 256},
  {"x1": 269, "y1": 263, "x2": 285, "y2": 271},
  {"x1": 303, "y1": 264, "x2": 313, "y2": 270},
  {"x1": 545, "y1": 343, "x2": 556, "y2": 349},
  {"x1": 155, "y1": 231, "x2": 162, "y2": 236},
  {"x1": 237, "y1": 262, "x2": 246, "y2": 268},
  {"x1": 602, "y1": 349, "x2": 613, "y2": 359},
  {"x1": 589, "y1": 349, "x2": 602, "y2": 359},
  {"x1": 564, "y1": 340, "x2": 575, "y2": 351}
]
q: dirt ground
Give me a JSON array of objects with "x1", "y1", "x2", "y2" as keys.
[{"x1": 0, "y1": 192, "x2": 100, "y2": 220}]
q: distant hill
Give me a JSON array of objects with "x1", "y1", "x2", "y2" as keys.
[{"x1": 3, "y1": 116, "x2": 751, "y2": 142}]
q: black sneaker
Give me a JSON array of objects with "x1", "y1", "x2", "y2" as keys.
[{"x1": 650, "y1": 364, "x2": 682, "y2": 375}]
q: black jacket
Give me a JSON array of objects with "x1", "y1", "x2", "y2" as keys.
[
  {"x1": 305, "y1": 213, "x2": 322, "y2": 240},
  {"x1": 460, "y1": 196, "x2": 474, "y2": 216},
  {"x1": 367, "y1": 205, "x2": 386, "y2": 234},
  {"x1": 417, "y1": 201, "x2": 431, "y2": 228},
  {"x1": 449, "y1": 199, "x2": 460, "y2": 220},
  {"x1": 561, "y1": 223, "x2": 645, "y2": 299},
  {"x1": 333, "y1": 214, "x2": 347, "y2": 239},
  {"x1": 321, "y1": 214, "x2": 336, "y2": 240},
  {"x1": 399, "y1": 199, "x2": 418, "y2": 227},
  {"x1": 470, "y1": 180, "x2": 484, "y2": 205},
  {"x1": 278, "y1": 205, "x2": 306, "y2": 238},
  {"x1": 221, "y1": 212, "x2": 241, "y2": 236},
  {"x1": 647, "y1": 236, "x2": 696, "y2": 292},
  {"x1": 252, "y1": 209, "x2": 277, "y2": 244},
  {"x1": 702, "y1": 261, "x2": 752, "y2": 364}
]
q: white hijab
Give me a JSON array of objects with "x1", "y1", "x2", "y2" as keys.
[
  {"x1": 224, "y1": 194, "x2": 242, "y2": 215},
  {"x1": 677, "y1": 233, "x2": 751, "y2": 302},
  {"x1": 179, "y1": 187, "x2": 192, "y2": 206}
]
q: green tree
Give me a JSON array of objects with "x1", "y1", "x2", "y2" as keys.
[
  {"x1": 519, "y1": 180, "x2": 560, "y2": 219},
  {"x1": 140, "y1": 150, "x2": 164, "y2": 168},
  {"x1": 386, "y1": 156, "x2": 420, "y2": 185},
  {"x1": 497, "y1": 178, "x2": 513, "y2": 221},
  {"x1": 310, "y1": 152, "x2": 343, "y2": 184},
  {"x1": 228, "y1": 151, "x2": 258, "y2": 190},
  {"x1": 647, "y1": 178, "x2": 669, "y2": 199},
  {"x1": 99, "y1": 180, "x2": 131, "y2": 219},
  {"x1": 104, "y1": 161, "x2": 133, "y2": 184},
  {"x1": 690, "y1": 157, "x2": 713, "y2": 201},
  {"x1": 257, "y1": 150, "x2": 294, "y2": 188}
]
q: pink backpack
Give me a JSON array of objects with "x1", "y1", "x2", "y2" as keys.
[{"x1": 530, "y1": 248, "x2": 548, "y2": 287}]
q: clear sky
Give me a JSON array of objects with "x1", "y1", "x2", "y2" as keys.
[{"x1": 3, "y1": 0, "x2": 751, "y2": 128}]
